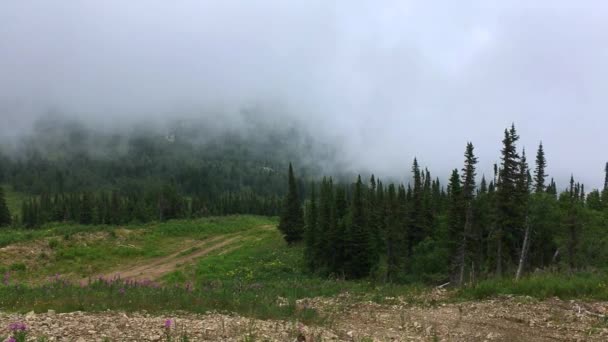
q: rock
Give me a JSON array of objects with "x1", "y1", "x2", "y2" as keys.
[
  {"x1": 276, "y1": 296, "x2": 289, "y2": 307},
  {"x1": 25, "y1": 311, "x2": 36, "y2": 319},
  {"x1": 47, "y1": 309, "x2": 56, "y2": 316},
  {"x1": 486, "y1": 332, "x2": 499, "y2": 340},
  {"x1": 76, "y1": 338, "x2": 86, "y2": 342}
]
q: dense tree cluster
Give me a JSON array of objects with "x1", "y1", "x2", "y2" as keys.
[
  {"x1": 285, "y1": 125, "x2": 608, "y2": 283},
  {"x1": 0, "y1": 186, "x2": 11, "y2": 227},
  {"x1": 18, "y1": 188, "x2": 280, "y2": 228}
]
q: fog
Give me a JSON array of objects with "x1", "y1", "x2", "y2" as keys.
[{"x1": 1, "y1": 1, "x2": 607, "y2": 189}]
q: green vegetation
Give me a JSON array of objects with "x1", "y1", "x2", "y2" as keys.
[
  {"x1": 457, "y1": 273, "x2": 608, "y2": 301},
  {"x1": 297, "y1": 124, "x2": 608, "y2": 285},
  {"x1": 0, "y1": 215, "x2": 422, "y2": 323},
  {"x1": 0, "y1": 216, "x2": 274, "y2": 281},
  {"x1": 277, "y1": 163, "x2": 304, "y2": 244},
  {"x1": 2, "y1": 117, "x2": 608, "y2": 325}
]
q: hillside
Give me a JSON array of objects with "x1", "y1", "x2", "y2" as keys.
[{"x1": 1, "y1": 216, "x2": 608, "y2": 341}]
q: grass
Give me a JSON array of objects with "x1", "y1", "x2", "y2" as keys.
[
  {"x1": 0, "y1": 216, "x2": 275, "y2": 282},
  {"x1": 456, "y1": 272, "x2": 608, "y2": 301},
  {"x1": 0, "y1": 215, "x2": 422, "y2": 323},
  {"x1": 4, "y1": 214, "x2": 608, "y2": 325}
]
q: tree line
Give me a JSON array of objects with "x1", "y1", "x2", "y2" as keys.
[
  {"x1": 6, "y1": 187, "x2": 281, "y2": 228},
  {"x1": 279, "y1": 125, "x2": 608, "y2": 283}
]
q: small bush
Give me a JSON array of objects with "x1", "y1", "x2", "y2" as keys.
[
  {"x1": 48, "y1": 238, "x2": 60, "y2": 249},
  {"x1": 9, "y1": 263, "x2": 26, "y2": 272}
]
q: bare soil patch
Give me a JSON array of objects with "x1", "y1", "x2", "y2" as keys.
[
  {"x1": 2, "y1": 296, "x2": 608, "y2": 341},
  {"x1": 90, "y1": 235, "x2": 242, "y2": 282}
]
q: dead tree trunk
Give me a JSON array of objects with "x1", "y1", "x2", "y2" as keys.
[
  {"x1": 496, "y1": 229, "x2": 503, "y2": 278},
  {"x1": 515, "y1": 217, "x2": 531, "y2": 281},
  {"x1": 458, "y1": 204, "x2": 473, "y2": 286}
]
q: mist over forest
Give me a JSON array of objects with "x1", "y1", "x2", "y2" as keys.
[
  {"x1": 2, "y1": 1, "x2": 608, "y2": 190},
  {"x1": 3, "y1": 3, "x2": 608, "y2": 341}
]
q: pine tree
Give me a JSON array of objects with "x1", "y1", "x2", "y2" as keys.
[
  {"x1": 278, "y1": 163, "x2": 304, "y2": 244},
  {"x1": 0, "y1": 186, "x2": 11, "y2": 227}
]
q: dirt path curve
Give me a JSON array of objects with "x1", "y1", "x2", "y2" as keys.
[{"x1": 88, "y1": 234, "x2": 242, "y2": 282}]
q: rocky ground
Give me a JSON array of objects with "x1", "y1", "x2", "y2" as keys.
[{"x1": 2, "y1": 294, "x2": 608, "y2": 341}]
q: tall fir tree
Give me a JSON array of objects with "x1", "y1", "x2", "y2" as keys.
[
  {"x1": 278, "y1": 163, "x2": 304, "y2": 244},
  {"x1": 0, "y1": 186, "x2": 11, "y2": 227},
  {"x1": 534, "y1": 142, "x2": 547, "y2": 193}
]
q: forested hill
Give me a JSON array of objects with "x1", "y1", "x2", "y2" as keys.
[{"x1": 0, "y1": 115, "x2": 341, "y2": 197}]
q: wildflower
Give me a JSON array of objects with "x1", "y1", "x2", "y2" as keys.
[
  {"x1": 2, "y1": 272, "x2": 9, "y2": 286},
  {"x1": 9, "y1": 322, "x2": 27, "y2": 332},
  {"x1": 7, "y1": 337, "x2": 16, "y2": 342},
  {"x1": 164, "y1": 319, "x2": 172, "y2": 329},
  {"x1": 119, "y1": 287, "x2": 126, "y2": 295}
]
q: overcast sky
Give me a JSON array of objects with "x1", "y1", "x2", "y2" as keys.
[{"x1": 1, "y1": 1, "x2": 607, "y2": 189}]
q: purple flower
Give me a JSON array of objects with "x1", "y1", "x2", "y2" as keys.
[
  {"x1": 119, "y1": 287, "x2": 126, "y2": 295},
  {"x1": 7, "y1": 337, "x2": 17, "y2": 342},
  {"x1": 9, "y1": 322, "x2": 27, "y2": 332},
  {"x1": 164, "y1": 319, "x2": 172, "y2": 329}
]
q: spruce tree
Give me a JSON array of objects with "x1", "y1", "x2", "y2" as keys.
[
  {"x1": 304, "y1": 183, "x2": 318, "y2": 271},
  {"x1": 344, "y1": 175, "x2": 373, "y2": 279},
  {"x1": 385, "y1": 184, "x2": 403, "y2": 282},
  {"x1": 447, "y1": 169, "x2": 464, "y2": 284},
  {"x1": 534, "y1": 142, "x2": 547, "y2": 193},
  {"x1": 605, "y1": 162, "x2": 608, "y2": 191},
  {"x1": 80, "y1": 192, "x2": 93, "y2": 224},
  {"x1": 278, "y1": 163, "x2": 304, "y2": 244},
  {"x1": 457, "y1": 142, "x2": 478, "y2": 285},
  {"x1": 408, "y1": 158, "x2": 424, "y2": 256},
  {"x1": 316, "y1": 177, "x2": 334, "y2": 271},
  {"x1": 496, "y1": 124, "x2": 520, "y2": 276},
  {"x1": 0, "y1": 186, "x2": 11, "y2": 227},
  {"x1": 462, "y1": 143, "x2": 478, "y2": 202},
  {"x1": 602, "y1": 163, "x2": 608, "y2": 209}
]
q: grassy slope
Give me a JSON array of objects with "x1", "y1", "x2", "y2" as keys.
[
  {"x1": 0, "y1": 216, "x2": 275, "y2": 282},
  {"x1": 0, "y1": 215, "x2": 421, "y2": 322},
  {"x1": 2, "y1": 214, "x2": 608, "y2": 323}
]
